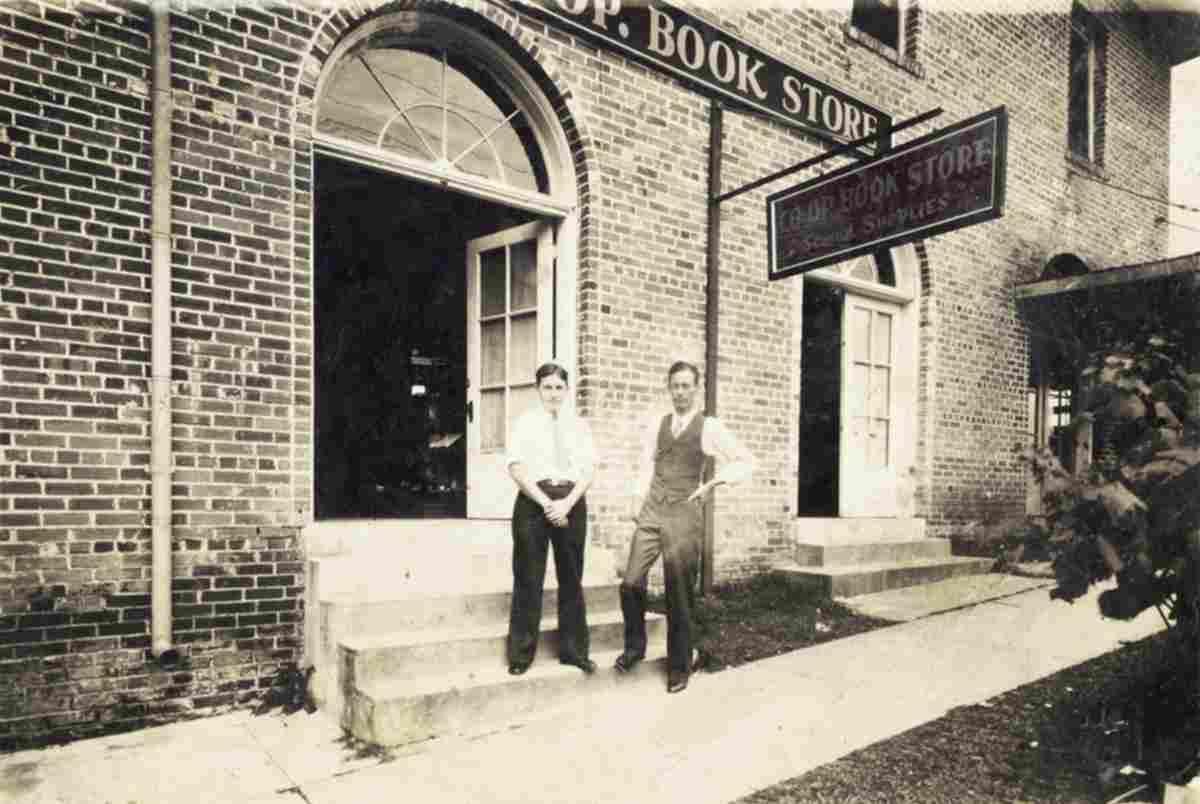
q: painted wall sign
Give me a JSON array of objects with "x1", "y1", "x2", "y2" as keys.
[
  {"x1": 767, "y1": 106, "x2": 1008, "y2": 280},
  {"x1": 515, "y1": 0, "x2": 892, "y2": 151}
]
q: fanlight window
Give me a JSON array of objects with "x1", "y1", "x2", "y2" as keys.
[
  {"x1": 317, "y1": 41, "x2": 547, "y2": 195},
  {"x1": 834, "y1": 251, "x2": 897, "y2": 287}
]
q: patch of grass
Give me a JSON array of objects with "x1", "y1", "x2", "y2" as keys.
[
  {"x1": 648, "y1": 571, "x2": 894, "y2": 672},
  {"x1": 738, "y1": 630, "x2": 1200, "y2": 804}
]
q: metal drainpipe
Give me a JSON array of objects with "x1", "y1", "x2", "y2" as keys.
[
  {"x1": 702, "y1": 100, "x2": 723, "y2": 596},
  {"x1": 150, "y1": 0, "x2": 176, "y2": 662}
]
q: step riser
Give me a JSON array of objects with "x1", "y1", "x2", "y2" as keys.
[
  {"x1": 344, "y1": 617, "x2": 665, "y2": 686},
  {"x1": 311, "y1": 585, "x2": 625, "y2": 721},
  {"x1": 323, "y1": 585, "x2": 622, "y2": 638},
  {"x1": 786, "y1": 558, "x2": 993, "y2": 598},
  {"x1": 344, "y1": 658, "x2": 668, "y2": 747},
  {"x1": 794, "y1": 540, "x2": 951, "y2": 567},
  {"x1": 312, "y1": 544, "x2": 620, "y2": 603}
]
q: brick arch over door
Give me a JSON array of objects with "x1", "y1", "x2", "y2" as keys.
[
  {"x1": 292, "y1": 0, "x2": 594, "y2": 202},
  {"x1": 281, "y1": 1, "x2": 595, "y2": 520}
]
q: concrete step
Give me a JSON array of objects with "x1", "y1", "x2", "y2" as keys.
[
  {"x1": 340, "y1": 610, "x2": 666, "y2": 686},
  {"x1": 310, "y1": 583, "x2": 626, "y2": 720},
  {"x1": 343, "y1": 646, "x2": 670, "y2": 747},
  {"x1": 793, "y1": 538, "x2": 951, "y2": 567},
  {"x1": 320, "y1": 583, "x2": 622, "y2": 639},
  {"x1": 310, "y1": 537, "x2": 620, "y2": 603},
  {"x1": 774, "y1": 556, "x2": 995, "y2": 598}
]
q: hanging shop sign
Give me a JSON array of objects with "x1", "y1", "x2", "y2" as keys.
[
  {"x1": 767, "y1": 106, "x2": 1008, "y2": 280},
  {"x1": 514, "y1": 0, "x2": 892, "y2": 152}
]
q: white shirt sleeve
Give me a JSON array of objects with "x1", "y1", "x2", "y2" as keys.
[
  {"x1": 701, "y1": 417, "x2": 754, "y2": 487},
  {"x1": 505, "y1": 410, "x2": 536, "y2": 469}
]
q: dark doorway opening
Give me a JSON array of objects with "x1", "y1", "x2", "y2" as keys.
[
  {"x1": 314, "y1": 155, "x2": 534, "y2": 519},
  {"x1": 797, "y1": 282, "x2": 843, "y2": 517}
]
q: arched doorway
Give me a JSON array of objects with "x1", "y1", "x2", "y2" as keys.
[
  {"x1": 311, "y1": 11, "x2": 579, "y2": 522},
  {"x1": 795, "y1": 247, "x2": 920, "y2": 520}
]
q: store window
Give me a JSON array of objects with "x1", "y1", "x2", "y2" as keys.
[{"x1": 1068, "y1": 4, "x2": 1106, "y2": 164}]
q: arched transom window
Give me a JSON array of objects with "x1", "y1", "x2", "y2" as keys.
[{"x1": 315, "y1": 17, "x2": 565, "y2": 212}]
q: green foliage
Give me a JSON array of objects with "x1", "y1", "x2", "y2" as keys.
[{"x1": 1027, "y1": 292, "x2": 1200, "y2": 632}]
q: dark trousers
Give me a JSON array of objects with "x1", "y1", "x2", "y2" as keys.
[
  {"x1": 620, "y1": 498, "x2": 702, "y2": 676},
  {"x1": 507, "y1": 486, "x2": 589, "y2": 666}
]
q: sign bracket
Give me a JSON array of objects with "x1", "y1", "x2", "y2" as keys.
[{"x1": 714, "y1": 107, "x2": 944, "y2": 206}]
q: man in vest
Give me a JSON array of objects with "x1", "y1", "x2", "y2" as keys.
[{"x1": 614, "y1": 360, "x2": 754, "y2": 693}]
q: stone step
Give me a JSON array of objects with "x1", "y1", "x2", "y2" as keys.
[
  {"x1": 793, "y1": 538, "x2": 951, "y2": 567},
  {"x1": 343, "y1": 646, "x2": 670, "y2": 747},
  {"x1": 309, "y1": 583, "x2": 625, "y2": 720},
  {"x1": 774, "y1": 556, "x2": 995, "y2": 598},
  {"x1": 340, "y1": 610, "x2": 666, "y2": 686},
  {"x1": 310, "y1": 539, "x2": 621, "y2": 603},
  {"x1": 320, "y1": 583, "x2": 622, "y2": 640}
]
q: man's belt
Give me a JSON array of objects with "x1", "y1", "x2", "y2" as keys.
[{"x1": 536, "y1": 479, "x2": 576, "y2": 500}]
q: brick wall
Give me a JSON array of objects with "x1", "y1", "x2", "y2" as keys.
[
  {"x1": 529, "y1": 0, "x2": 1169, "y2": 548},
  {"x1": 0, "y1": 0, "x2": 1173, "y2": 746},
  {"x1": 0, "y1": 1, "x2": 305, "y2": 750}
]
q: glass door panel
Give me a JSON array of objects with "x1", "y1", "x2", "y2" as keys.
[
  {"x1": 839, "y1": 297, "x2": 900, "y2": 516},
  {"x1": 466, "y1": 221, "x2": 553, "y2": 518}
]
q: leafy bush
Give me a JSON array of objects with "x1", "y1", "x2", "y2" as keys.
[{"x1": 1027, "y1": 310, "x2": 1200, "y2": 634}]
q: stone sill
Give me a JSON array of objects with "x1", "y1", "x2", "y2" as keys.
[
  {"x1": 1065, "y1": 150, "x2": 1107, "y2": 181},
  {"x1": 844, "y1": 24, "x2": 925, "y2": 79}
]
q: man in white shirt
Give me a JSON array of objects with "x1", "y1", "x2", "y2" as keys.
[
  {"x1": 614, "y1": 360, "x2": 754, "y2": 693},
  {"x1": 505, "y1": 362, "x2": 597, "y2": 676}
]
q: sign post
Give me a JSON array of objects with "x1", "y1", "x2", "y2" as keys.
[{"x1": 767, "y1": 106, "x2": 1008, "y2": 279}]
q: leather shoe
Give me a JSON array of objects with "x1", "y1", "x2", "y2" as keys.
[
  {"x1": 508, "y1": 661, "x2": 531, "y2": 676},
  {"x1": 561, "y1": 657, "x2": 597, "y2": 675},
  {"x1": 613, "y1": 652, "x2": 644, "y2": 673},
  {"x1": 667, "y1": 673, "x2": 689, "y2": 694}
]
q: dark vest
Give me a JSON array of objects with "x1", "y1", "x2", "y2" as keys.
[{"x1": 647, "y1": 412, "x2": 707, "y2": 502}]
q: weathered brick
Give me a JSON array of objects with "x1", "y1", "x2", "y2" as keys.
[{"x1": 0, "y1": 0, "x2": 1177, "y2": 749}]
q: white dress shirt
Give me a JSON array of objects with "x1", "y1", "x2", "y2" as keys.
[
  {"x1": 630, "y1": 407, "x2": 755, "y2": 497},
  {"x1": 506, "y1": 406, "x2": 596, "y2": 484}
]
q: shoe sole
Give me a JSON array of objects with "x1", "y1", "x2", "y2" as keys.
[{"x1": 613, "y1": 656, "x2": 645, "y2": 673}]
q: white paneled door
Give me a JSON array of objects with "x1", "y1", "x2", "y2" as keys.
[
  {"x1": 839, "y1": 295, "x2": 900, "y2": 517},
  {"x1": 465, "y1": 221, "x2": 554, "y2": 519}
]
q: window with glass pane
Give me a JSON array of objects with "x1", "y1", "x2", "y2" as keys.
[
  {"x1": 317, "y1": 41, "x2": 547, "y2": 194},
  {"x1": 873, "y1": 312, "x2": 893, "y2": 467},
  {"x1": 851, "y1": 308, "x2": 893, "y2": 469},
  {"x1": 1067, "y1": 5, "x2": 1104, "y2": 164},
  {"x1": 477, "y1": 238, "x2": 541, "y2": 452},
  {"x1": 851, "y1": 0, "x2": 901, "y2": 50}
]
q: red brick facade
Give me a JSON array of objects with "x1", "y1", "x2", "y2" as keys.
[{"x1": 0, "y1": 0, "x2": 1172, "y2": 746}]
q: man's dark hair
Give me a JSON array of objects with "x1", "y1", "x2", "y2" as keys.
[
  {"x1": 667, "y1": 360, "x2": 700, "y2": 384},
  {"x1": 535, "y1": 362, "x2": 569, "y2": 385}
]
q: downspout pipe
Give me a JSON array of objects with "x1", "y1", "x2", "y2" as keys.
[
  {"x1": 702, "y1": 100, "x2": 723, "y2": 596},
  {"x1": 150, "y1": 0, "x2": 176, "y2": 662}
]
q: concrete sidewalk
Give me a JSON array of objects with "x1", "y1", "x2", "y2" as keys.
[{"x1": 0, "y1": 576, "x2": 1165, "y2": 804}]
